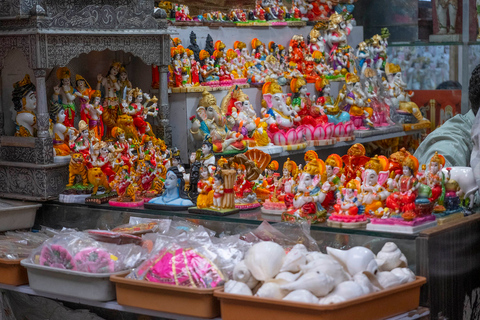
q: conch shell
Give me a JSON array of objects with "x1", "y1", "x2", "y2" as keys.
[
  {"x1": 225, "y1": 280, "x2": 253, "y2": 296},
  {"x1": 233, "y1": 260, "x2": 259, "y2": 289},
  {"x1": 318, "y1": 281, "x2": 365, "y2": 305},
  {"x1": 305, "y1": 251, "x2": 332, "y2": 263},
  {"x1": 280, "y1": 244, "x2": 308, "y2": 273},
  {"x1": 353, "y1": 273, "x2": 380, "y2": 294},
  {"x1": 281, "y1": 271, "x2": 335, "y2": 297},
  {"x1": 327, "y1": 246, "x2": 378, "y2": 276},
  {"x1": 275, "y1": 271, "x2": 301, "y2": 283},
  {"x1": 283, "y1": 290, "x2": 319, "y2": 304},
  {"x1": 255, "y1": 282, "x2": 288, "y2": 299},
  {"x1": 372, "y1": 271, "x2": 402, "y2": 289},
  {"x1": 391, "y1": 268, "x2": 416, "y2": 284},
  {"x1": 300, "y1": 258, "x2": 351, "y2": 286},
  {"x1": 244, "y1": 241, "x2": 286, "y2": 281},
  {"x1": 376, "y1": 242, "x2": 408, "y2": 271}
]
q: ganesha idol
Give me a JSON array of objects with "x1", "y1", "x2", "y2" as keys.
[
  {"x1": 327, "y1": 179, "x2": 368, "y2": 228},
  {"x1": 261, "y1": 79, "x2": 307, "y2": 150},
  {"x1": 282, "y1": 158, "x2": 330, "y2": 224},
  {"x1": 290, "y1": 77, "x2": 335, "y2": 147},
  {"x1": 190, "y1": 91, "x2": 247, "y2": 155},
  {"x1": 315, "y1": 77, "x2": 355, "y2": 142},
  {"x1": 357, "y1": 155, "x2": 391, "y2": 218}
]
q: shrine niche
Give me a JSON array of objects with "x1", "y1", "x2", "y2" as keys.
[{"x1": 0, "y1": 0, "x2": 171, "y2": 201}]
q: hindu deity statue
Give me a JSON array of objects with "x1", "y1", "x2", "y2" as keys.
[
  {"x1": 323, "y1": 154, "x2": 343, "y2": 207},
  {"x1": 364, "y1": 68, "x2": 393, "y2": 128},
  {"x1": 213, "y1": 50, "x2": 233, "y2": 87},
  {"x1": 370, "y1": 34, "x2": 387, "y2": 72},
  {"x1": 435, "y1": 0, "x2": 458, "y2": 35},
  {"x1": 386, "y1": 155, "x2": 420, "y2": 220},
  {"x1": 52, "y1": 67, "x2": 76, "y2": 128},
  {"x1": 357, "y1": 156, "x2": 391, "y2": 217},
  {"x1": 261, "y1": 79, "x2": 303, "y2": 146},
  {"x1": 308, "y1": 28, "x2": 326, "y2": 54},
  {"x1": 341, "y1": 73, "x2": 373, "y2": 130},
  {"x1": 341, "y1": 143, "x2": 370, "y2": 184},
  {"x1": 82, "y1": 90, "x2": 104, "y2": 141},
  {"x1": 385, "y1": 63, "x2": 430, "y2": 127},
  {"x1": 146, "y1": 167, "x2": 194, "y2": 209},
  {"x1": 325, "y1": 13, "x2": 353, "y2": 75},
  {"x1": 264, "y1": 55, "x2": 287, "y2": 85},
  {"x1": 196, "y1": 166, "x2": 214, "y2": 209},
  {"x1": 97, "y1": 62, "x2": 121, "y2": 138},
  {"x1": 118, "y1": 67, "x2": 133, "y2": 100},
  {"x1": 74, "y1": 75, "x2": 94, "y2": 123},
  {"x1": 50, "y1": 102, "x2": 76, "y2": 157},
  {"x1": 171, "y1": 46, "x2": 184, "y2": 88},
  {"x1": 72, "y1": 120, "x2": 91, "y2": 162},
  {"x1": 291, "y1": 77, "x2": 326, "y2": 127},
  {"x1": 308, "y1": 0, "x2": 333, "y2": 20},
  {"x1": 426, "y1": 152, "x2": 445, "y2": 203},
  {"x1": 356, "y1": 41, "x2": 371, "y2": 76},
  {"x1": 12, "y1": 74, "x2": 37, "y2": 137},
  {"x1": 189, "y1": 49, "x2": 200, "y2": 86},
  {"x1": 190, "y1": 91, "x2": 247, "y2": 154},
  {"x1": 199, "y1": 50, "x2": 220, "y2": 87},
  {"x1": 112, "y1": 127, "x2": 134, "y2": 169},
  {"x1": 282, "y1": 158, "x2": 330, "y2": 223},
  {"x1": 331, "y1": 179, "x2": 364, "y2": 221}
]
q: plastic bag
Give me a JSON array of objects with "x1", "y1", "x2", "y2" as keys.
[
  {"x1": 127, "y1": 226, "x2": 250, "y2": 288},
  {"x1": 0, "y1": 230, "x2": 51, "y2": 260},
  {"x1": 111, "y1": 217, "x2": 171, "y2": 235},
  {"x1": 240, "y1": 221, "x2": 319, "y2": 252},
  {"x1": 27, "y1": 230, "x2": 148, "y2": 273}
]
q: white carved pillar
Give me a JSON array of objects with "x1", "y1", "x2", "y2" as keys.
[
  {"x1": 34, "y1": 68, "x2": 54, "y2": 164},
  {"x1": 157, "y1": 34, "x2": 171, "y2": 146}
]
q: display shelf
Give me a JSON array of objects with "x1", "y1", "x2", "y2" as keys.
[
  {"x1": 389, "y1": 41, "x2": 462, "y2": 47},
  {"x1": 0, "y1": 282, "x2": 429, "y2": 320},
  {"x1": 0, "y1": 283, "x2": 221, "y2": 320}
]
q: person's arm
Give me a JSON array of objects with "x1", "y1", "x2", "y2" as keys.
[{"x1": 414, "y1": 110, "x2": 474, "y2": 167}]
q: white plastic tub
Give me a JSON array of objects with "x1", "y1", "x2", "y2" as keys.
[
  {"x1": 0, "y1": 199, "x2": 41, "y2": 231},
  {"x1": 21, "y1": 260, "x2": 128, "y2": 301}
]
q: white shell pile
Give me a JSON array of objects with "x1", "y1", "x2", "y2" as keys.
[{"x1": 225, "y1": 241, "x2": 416, "y2": 304}]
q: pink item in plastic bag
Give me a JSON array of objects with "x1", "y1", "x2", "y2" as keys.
[
  {"x1": 74, "y1": 247, "x2": 115, "y2": 273},
  {"x1": 143, "y1": 248, "x2": 224, "y2": 288},
  {"x1": 39, "y1": 244, "x2": 76, "y2": 270}
]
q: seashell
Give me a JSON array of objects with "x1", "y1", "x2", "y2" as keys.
[
  {"x1": 376, "y1": 242, "x2": 408, "y2": 271},
  {"x1": 283, "y1": 290, "x2": 319, "y2": 304},
  {"x1": 301, "y1": 259, "x2": 351, "y2": 286},
  {"x1": 244, "y1": 241, "x2": 286, "y2": 281},
  {"x1": 275, "y1": 271, "x2": 301, "y2": 283},
  {"x1": 391, "y1": 268, "x2": 416, "y2": 284},
  {"x1": 233, "y1": 260, "x2": 259, "y2": 289},
  {"x1": 318, "y1": 281, "x2": 365, "y2": 305},
  {"x1": 281, "y1": 270, "x2": 335, "y2": 297},
  {"x1": 327, "y1": 246, "x2": 378, "y2": 276},
  {"x1": 374, "y1": 271, "x2": 402, "y2": 289},
  {"x1": 280, "y1": 244, "x2": 308, "y2": 273},
  {"x1": 225, "y1": 280, "x2": 253, "y2": 296},
  {"x1": 353, "y1": 273, "x2": 380, "y2": 294},
  {"x1": 305, "y1": 251, "x2": 332, "y2": 263},
  {"x1": 255, "y1": 282, "x2": 288, "y2": 299}
]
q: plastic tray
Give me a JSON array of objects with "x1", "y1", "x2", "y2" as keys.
[
  {"x1": 110, "y1": 274, "x2": 221, "y2": 318},
  {"x1": 0, "y1": 258, "x2": 28, "y2": 285},
  {"x1": 214, "y1": 276, "x2": 426, "y2": 320},
  {"x1": 20, "y1": 260, "x2": 127, "y2": 301},
  {"x1": 0, "y1": 199, "x2": 41, "y2": 231}
]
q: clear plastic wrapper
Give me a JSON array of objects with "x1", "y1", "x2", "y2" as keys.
[
  {"x1": 127, "y1": 226, "x2": 251, "y2": 288},
  {"x1": 240, "y1": 221, "x2": 320, "y2": 252},
  {"x1": 111, "y1": 217, "x2": 171, "y2": 235},
  {"x1": 0, "y1": 230, "x2": 51, "y2": 260},
  {"x1": 26, "y1": 230, "x2": 148, "y2": 273}
]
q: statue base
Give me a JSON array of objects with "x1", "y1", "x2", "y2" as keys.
[
  {"x1": 144, "y1": 201, "x2": 192, "y2": 211},
  {"x1": 85, "y1": 192, "x2": 117, "y2": 205},
  {"x1": 249, "y1": 145, "x2": 283, "y2": 156},
  {"x1": 434, "y1": 211, "x2": 464, "y2": 225},
  {"x1": 306, "y1": 139, "x2": 336, "y2": 147},
  {"x1": 59, "y1": 193, "x2": 91, "y2": 204},
  {"x1": 235, "y1": 202, "x2": 261, "y2": 210},
  {"x1": 109, "y1": 198, "x2": 144, "y2": 207},
  {"x1": 188, "y1": 207, "x2": 239, "y2": 216},
  {"x1": 367, "y1": 216, "x2": 437, "y2": 234},
  {"x1": 327, "y1": 218, "x2": 368, "y2": 229},
  {"x1": 281, "y1": 142, "x2": 307, "y2": 151},
  {"x1": 261, "y1": 207, "x2": 286, "y2": 215},
  {"x1": 335, "y1": 135, "x2": 356, "y2": 142}
]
